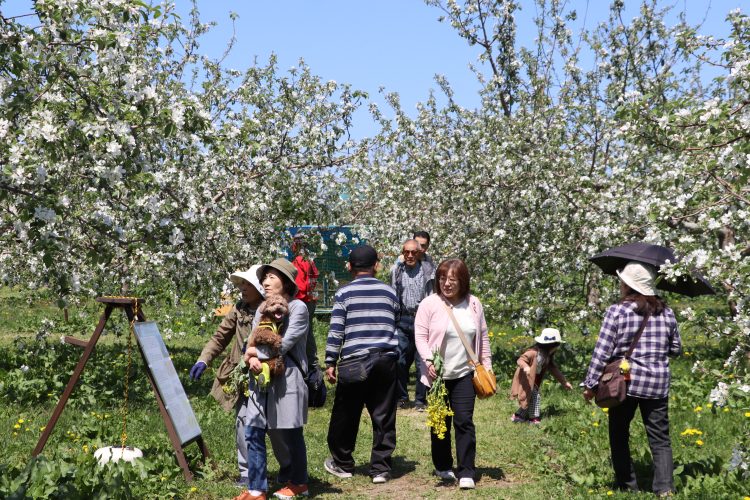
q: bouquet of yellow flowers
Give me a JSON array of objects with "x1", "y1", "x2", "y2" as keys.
[{"x1": 426, "y1": 349, "x2": 454, "y2": 440}]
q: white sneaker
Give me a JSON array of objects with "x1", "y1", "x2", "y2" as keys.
[
  {"x1": 372, "y1": 472, "x2": 390, "y2": 484},
  {"x1": 433, "y1": 469, "x2": 457, "y2": 481},
  {"x1": 459, "y1": 477, "x2": 475, "y2": 489}
]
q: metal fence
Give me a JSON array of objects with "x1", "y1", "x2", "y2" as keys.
[{"x1": 284, "y1": 225, "x2": 364, "y2": 314}]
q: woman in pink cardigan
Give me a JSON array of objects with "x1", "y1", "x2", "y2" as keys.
[{"x1": 415, "y1": 258, "x2": 493, "y2": 490}]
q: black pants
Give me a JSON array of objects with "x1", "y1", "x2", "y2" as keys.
[
  {"x1": 430, "y1": 374, "x2": 476, "y2": 479},
  {"x1": 608, "y1": 396, "x2": 673, "y2": 494},
  {"x1": 396, "y1": 319, "x2": 427, "y2": 404},
  {"x1": 327, "y1": 353, "x2": 398, "y2": 476}
]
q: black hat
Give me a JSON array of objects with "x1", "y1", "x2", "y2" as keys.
[{"x1": 349, "y1": 245, "x2": 378, "y2": 268}]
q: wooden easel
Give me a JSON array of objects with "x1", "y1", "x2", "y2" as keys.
[{"x1": 32, "y1": 296, "x2": 209, "y2": 481}]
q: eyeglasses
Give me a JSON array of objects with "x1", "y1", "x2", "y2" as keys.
[
  {"x1": 438, "y1": 277, "x2": 458, "y2": 285},
  {"x1": 402, "y1": 249, "x2": 419, "y2": 256}
]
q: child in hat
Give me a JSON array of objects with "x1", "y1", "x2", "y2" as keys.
[{"x1": 509, "y1": 328, "x2": 573, "y2": 424}]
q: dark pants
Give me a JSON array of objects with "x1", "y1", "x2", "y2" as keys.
[
  {"x1": 396, "y1": 318, "x2": 427, "y2": 404},
  {"x1": 608, "y1": 396, "x2": 673, "y2": 494},
  {"x1": 304, "y1": 300, "x2": 319, "y2": 371},
  {"x1": 327, "y1": 353, "x2": 398, "y2": 477},
  {"x1": 431, "y1": 374, "x2": 476, "y2": 479}
]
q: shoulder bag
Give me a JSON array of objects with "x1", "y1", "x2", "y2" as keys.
[
  {"x1": 286, "y1": 351, "x2": 327, "y2": 408},
  {"x1": 594, "y1": 313, "x2": 650, "y2": 408},
  {"x1": 444, "y1": 303, "x2": 497, "y2": 399}
]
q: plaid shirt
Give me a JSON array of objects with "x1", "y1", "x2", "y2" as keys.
[{"x1": 584, "y1": 302, "x2": 682, "y2": 399}]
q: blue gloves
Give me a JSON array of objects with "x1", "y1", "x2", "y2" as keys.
[{"x1": 189, "y1": 361, "x2": 207, "y2": 380}]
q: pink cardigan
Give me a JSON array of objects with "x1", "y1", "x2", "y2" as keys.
[{"x1": 414, "y1": 293, "x2": 492, "y2": 387}]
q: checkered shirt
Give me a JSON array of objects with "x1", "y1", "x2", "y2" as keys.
[{"x1": 584, "y1": 302, "x2": 681, "y2": 399}]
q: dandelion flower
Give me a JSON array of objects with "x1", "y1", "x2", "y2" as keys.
[
  {"x1": 17, "y1": 418, "x2": 24, "y2": 424},
  {"x1": 602, "y1": 408, "x2": 609, "y2": 413},
  {"x1": 593, "y1": 422, "x2": 599, "y2": 427},
  {"x1": 607, "y1": 491, "x2": 614, "y2": 496},
  {"x1": 13, "y1": 424, "x2": 20, "y2": 429},
  {"x1": 744, "y1": 412, "x2": 750, "y2": 418},
  {"x1": 190, "y1": 487, "x2": 197, "y2": 492},
  {"x1": 695, "y1": 439, "x2": 704, "y2": 446},
  {"x1": 694, "y1": 406, "x2": 702, "y2": 412}
]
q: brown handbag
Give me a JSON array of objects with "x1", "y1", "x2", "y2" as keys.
[
  {"x1": 444, "y1": 303, "x2": 497, "y2": 399},
  {"x1": 594, "y1": 313, "x2": 650, "y2": 408}
]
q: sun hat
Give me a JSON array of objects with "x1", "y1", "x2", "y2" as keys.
[
  {"x1": 256, "y1": 258, "x2": 299, "y2": 296},
  {"x1": 349, "y1": 245, "x2": 378, "y2": 268},
  {"x1": 534, "y1": 328, "x2": 564, "y2": 345},
  {"x1": 229, "y1": 264, "x2": 265, "y2": 297},
  {"x1": 616, "y1": 261, "x2": 657, "y2": 296}
]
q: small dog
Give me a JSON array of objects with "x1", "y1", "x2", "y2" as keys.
[{"x1": 246, "y1": 295, "x2": 288, "y2": 388}]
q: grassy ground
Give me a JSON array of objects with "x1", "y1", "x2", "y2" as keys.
[{"x1": 1, "y1": 287, "x2": 748, "y2": 499}]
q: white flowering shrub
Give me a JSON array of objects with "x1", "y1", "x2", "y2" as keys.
[{"x1": 0, "y1": 0, "x2": 367, "y2": 308}]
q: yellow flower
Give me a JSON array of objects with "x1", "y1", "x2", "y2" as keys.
[
  {"x1": 619, "y1": 359, "x2": 630, "y2": 373},
  {"x1": 723, "y1": 408, "x2": 729, "y2": 413},
  {"x1": 602, "y1": 408, "x2": 609, "y2": 413},
  {"x1": 680, "y1": 428, "x2": 703, "y2": 436},
  {"x1": 17, "y1": 418, "x2": 24, "y2": 424},
  {"x1": 745, "y1": 412, "x2": 750, "y2": 418},
  {"x1": 190, "y1": 487, "x2": 197, "y2": 492},
  {"x1": 82, "y1": 445, "x2": 89, "y2": 453},
  {"x1": 695, "y1": 439, "x2": 704, "y2": 446},
  {"x1": 694, "y1": 406, "x2": 702, "y2": 412},
  {"x1": 607, "y1": 491, "x2": 614, "y2": 496},
  {"x1": 39, "y1": 426, "x2": 45, "y2": 432},
  {"x1": 161, "y1": 476, "x2": 166, "y2": 482},
  {"x1": 13, "y1": 424, "x2": 20, "y2": 429},
  {"x1": 593, "y1": 422, "x2": 599, "y2": 427},
  {"x1": 705, "y1": 403, "x2": 712, "y2": 408}
]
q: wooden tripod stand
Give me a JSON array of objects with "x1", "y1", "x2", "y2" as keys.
[{"x1": 32, "y1": 296, "x2": 209, "y2": 481}]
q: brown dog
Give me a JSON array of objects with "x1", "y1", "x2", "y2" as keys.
[{"x1": 247, "y1": 294, "x2": 288, "y2": 377}]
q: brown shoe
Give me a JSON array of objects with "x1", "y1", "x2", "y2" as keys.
[{"x1": 233, "y1": 491, "x2": 267, "y2": 500}]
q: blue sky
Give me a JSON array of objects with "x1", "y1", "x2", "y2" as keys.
[
  {"x1": 3, "y1": 1, "x2": 741, "y2": 137},
  {"x1": 182, "y1": 0, "x2": 737, "y2": 137}
]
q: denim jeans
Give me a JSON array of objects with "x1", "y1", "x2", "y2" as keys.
[
  {"x1": 245, "y1": 425, "x2": 268, "y2": 491},
  {"x1": 608, "y1": 396, "x2": 674, "y2": 494},
  {"x1": 245, "y1": 426, "x2": 308, "y2": 491},
  {"x1": 396, "y1": 319, "x2": 427, "y2": 404}
]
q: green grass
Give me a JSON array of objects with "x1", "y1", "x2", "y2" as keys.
[{"x1": 1, "y1": 288, "x2": 748, "y2": 498}]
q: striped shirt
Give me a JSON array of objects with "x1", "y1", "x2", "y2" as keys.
[
  {"x1": 584, "y1": 302, "x2": 682, "y2": 399},
  {"x1": 324, "y1": 275, "x2": 399, "y2": 366}
]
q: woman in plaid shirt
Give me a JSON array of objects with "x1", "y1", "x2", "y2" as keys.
[{"x1": 583, "y1": 261, "x2": 682, "y2": 496}]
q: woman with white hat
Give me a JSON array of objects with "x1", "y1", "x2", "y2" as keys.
[
  {"x1": 509, "y1": 327, "x2": 573, "y2": 424},
  {"x1": 189, "y1": 265, "x2": 265, "y2": 487},
  {"x1": 236, "y1": 258, "x2": 310, "y2": 500},
  {"x1": 583, "y1": 261, "x2": 682, "y2": 496}
]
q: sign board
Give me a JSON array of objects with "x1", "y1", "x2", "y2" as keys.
[{"x1": 134, "y1": 322, "x2": 202, "y2": 445}]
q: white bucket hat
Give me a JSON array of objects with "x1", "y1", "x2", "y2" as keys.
[
  {"x1": 616, "y1": 261, "x2": 656, "y2": 296},
  {"x1": 534, "y1": 327, "x2": 564, "y2": 345},
  {"x1": 229, "y1": 264, "x2": 265, "y2": 297}
]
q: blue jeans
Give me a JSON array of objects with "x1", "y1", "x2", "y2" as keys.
[
  {"x1": 396, "y1": 319, "x2": 427, "y2": 404},
  {"x1": 245, "y1": 425, "x2": 308, "y2": 491}
]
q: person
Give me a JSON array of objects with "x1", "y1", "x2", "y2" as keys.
[
  {"x1": 583, "y1": 261, "x2": 682, "y2": 496},
  {"x1": 414, "y1": 258, "x2": 492, "y2": 490},
  {"x1": 391, "y1": 238, "x2": 435, "y2": 410},
  {"x1": 189, "y1": 265, "x2": 265, "y2": 487},
  {"x1": 412, "y1": 230, "x2": 434, "y2": 266},
  {"x1": 509, "y1": 328, "x2": 573, "y2": 424},
  {"x1": 291, "y1": 233, "x2": 320, "y2": 372},
  {"x1": 323, "y1": 245, "x2": 400, "y2": 484},
  {"x1": 235, "y1": 259, "x2": 309, "y2": 500}
]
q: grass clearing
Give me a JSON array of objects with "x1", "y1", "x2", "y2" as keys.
[{"x1": 1, "y1": 288, "x2": 748, "y2": 498}]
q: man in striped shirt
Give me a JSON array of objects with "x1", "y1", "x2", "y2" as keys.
[{"x1": 323, "y1": 245, "x2": 399, "y2": 484}]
